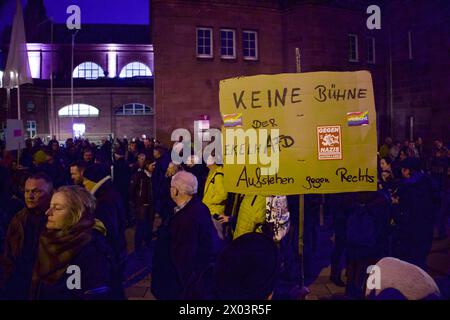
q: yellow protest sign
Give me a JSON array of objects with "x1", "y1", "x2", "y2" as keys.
[{"x1": 219, "y1": 71, "x2": 378, "y2": 195}]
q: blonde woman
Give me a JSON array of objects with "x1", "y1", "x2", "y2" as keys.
[{"x1": 31, "y1": 186, "x2": 123, "y2": 300}]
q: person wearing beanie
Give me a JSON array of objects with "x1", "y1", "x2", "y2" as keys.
[
  {"x1": 365, "y1": 257, "x2": 441, "y2": 300},
  {"x1": 213, "y1": 232, "x2": 280, "y2": 300},
  {"x1": 391, "y1": 157, "x2": 439, "y2": 270},
  {"x1": 83, "y1": 164, "x2": 127, "y2": 269},
  {"x1": 33, "y1": 150, "x2": 48, "y2": 166}
]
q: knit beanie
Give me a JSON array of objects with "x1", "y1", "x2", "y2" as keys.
[{"x1": 365, "y1": 257, "x2": 441, "y2": 300}]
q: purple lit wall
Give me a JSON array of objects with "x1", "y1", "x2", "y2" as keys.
[{"x1": 24, "y1": 43, "x2": 153, "y2": 80}]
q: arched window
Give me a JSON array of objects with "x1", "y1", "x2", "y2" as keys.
[
  {"x1": 58, "y1": 104, "x2": 99, "y2": 117},
  {"x1": 73, "y1": 62, "x2": 105, "y2": 80},
  {"x1": 119, "y1": 62, "x2": 152, "y2": 78},
  {"x1": 115, "y1": 103, "x2": 154, "y2": 116}
]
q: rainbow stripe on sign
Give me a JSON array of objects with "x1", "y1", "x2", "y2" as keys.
[
  {"x1": 347, "y1": 111, "x2": 369, "y2": 126},
  {"x1": 222, "y1": 113, "x2": 243, "y2": 127}
]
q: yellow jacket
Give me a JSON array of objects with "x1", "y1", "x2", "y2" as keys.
[
  {"x1": 203, "y1": 165, "x2": 227, "y2": 216},
  {"x1": 233, "y1": 195, "x2": 266, "y2": 239}
]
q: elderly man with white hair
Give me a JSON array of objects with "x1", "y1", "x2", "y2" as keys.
[{"x1": 151, "y1": 171, "x2": 218, "y2": 300}]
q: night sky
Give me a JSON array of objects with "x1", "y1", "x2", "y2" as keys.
[
  {"x1": 41, "y1": 0, "x2": 149, "y2": 24},
  {"x1": 0, "y1": 0, "x2": 149, "y2": 40}
]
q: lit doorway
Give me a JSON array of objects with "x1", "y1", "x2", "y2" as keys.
[{"x1": 73, "y1": 123, "x2": 85, "y2": 138}]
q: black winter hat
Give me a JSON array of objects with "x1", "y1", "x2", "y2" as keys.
[
  {"x1": 213, "y1": 232, "x2": 280, "y2": 300},
  {"x1": 400, "y1": 157, "x2": 421, "y2": 172},
  {"x1": 83, "y1": 164, "x2": 111, "y2": 183},
  {"x1": 114, "y1": 146, "x2": 126, "y2": 156}
]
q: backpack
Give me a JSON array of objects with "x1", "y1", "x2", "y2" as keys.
[{"x1": 346, "y1": 204, "x2": 377, "y2": 248}]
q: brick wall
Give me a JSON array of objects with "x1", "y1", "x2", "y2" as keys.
[
  {"x1": 151, "y1": 0, "x2": 448, "y2": 144},
  {"x1": 151, "y1": 0, "x2": 284, "y2": 143},
  {"x1": 6, "y1": 86, "x2": 154, "y2": 141},
  {"x1": 387, "y1": 0, "x2": 450, "y2": 142}
]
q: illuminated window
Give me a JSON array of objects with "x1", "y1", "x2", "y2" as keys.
[
  {"x1": 58, "y1": 104, "x2": 99, "y2": 117},
  {"x1": 115, "y1": 103, "x2": 154, "y2": 116},
  {"x1": 119, "y1": 62, "x2": 152, "y2": 78},
  {"x1": 26, "y1": 120, "x2": 37, "y2": 138},
  {"x1": 73, "y1": 62, "x2": 105, "y2": 80},
  {"x1": 28, "y1": 51, "x2": 40, "y2": 78}
]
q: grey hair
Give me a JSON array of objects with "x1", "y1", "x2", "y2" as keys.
[{"x1": 171, "y1": 171, "x2": 198, "y2": 196}]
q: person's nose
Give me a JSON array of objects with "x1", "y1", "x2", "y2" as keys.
[{"x1": 46, "y1": 207, "x2": 53, "y2": 216}]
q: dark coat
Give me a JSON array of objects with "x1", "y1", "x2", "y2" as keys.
[
  {"x1": 0, "y1": 207, "x2": 47, "y2": 299},
  {"x1": 151, "y1": 197, "x2": 218, "y2": 300},
  {"x1": 112, "y1": 158, "x2": 131, "y2": 209},
  {"x1": 395, "y1": 172, "x2": 437, "y2": 237},
  {"x1": 19, "y1": 148, "x2": 34, "y2": 168},
  {"x1": 0, "y1": 195, "x2": 24, "y2": 254},
  {"x1": 160, "y1": 176, "x2": 177, "y2": 220},
  {"x1": 129, "y1": 169, "x2": 154, "y2": 219},
  {"x1": 346, "y1": 191, "x2": 391, "y2": 260},
  {"x1": 143, "y1": 146, "x2": 154, "y2": 163},
  {"x1": 152, "y1": 152, "x2": 172, "y2": 215},
  {"x1": 93, "y1": 179, "x2": 127, "y2": 265},
  {"x1": 393, "y1": 172, "x2": 438, "y2": 267},
  {"x1": 33, "y1": 162, "x2": 68, "y2": 188},
  {"x1": 184, "y1": 163, "x2": 209, "y2": 199},
  {"x1": 33, "y1": 230, "x2": 124, "y2": 300}
]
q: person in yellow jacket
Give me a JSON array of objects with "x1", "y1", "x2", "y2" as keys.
[
  {"x1": 203, "y1": 156, "x2": 228, "y2": 239},
  {"x1": 231, "y1": 194, "x2": 266, "y2": 240}
]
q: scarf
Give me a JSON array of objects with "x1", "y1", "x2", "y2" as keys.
[{"x1": 31, "y1": 216, "x2": 106, "y2": 291}]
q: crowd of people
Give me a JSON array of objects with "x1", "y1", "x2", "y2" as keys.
[{"x1": 0, "y1": 134, "x2": 448, "y2": 300}]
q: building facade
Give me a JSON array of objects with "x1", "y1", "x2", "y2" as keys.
[
  {"x1": 387, "y1": 0, "x2": 450, "y2": 142},
  {"x1": 1, "y1": 0, "x2": 448, "y2": 145},
  {"x1": 150, "y1": 0, "x2": 449, "y2": 144},
  {"x1": 1, "y1": 0, "x2": 155, "y2": 142}
]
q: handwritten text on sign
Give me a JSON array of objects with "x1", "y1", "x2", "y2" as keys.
[{"x1": 219, "y1": 71, "x2": 378, "y2": 195}]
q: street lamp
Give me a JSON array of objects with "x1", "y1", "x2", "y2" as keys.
[{"x1": 71, "y1": 29, "x2": 80, "y2": 137}]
